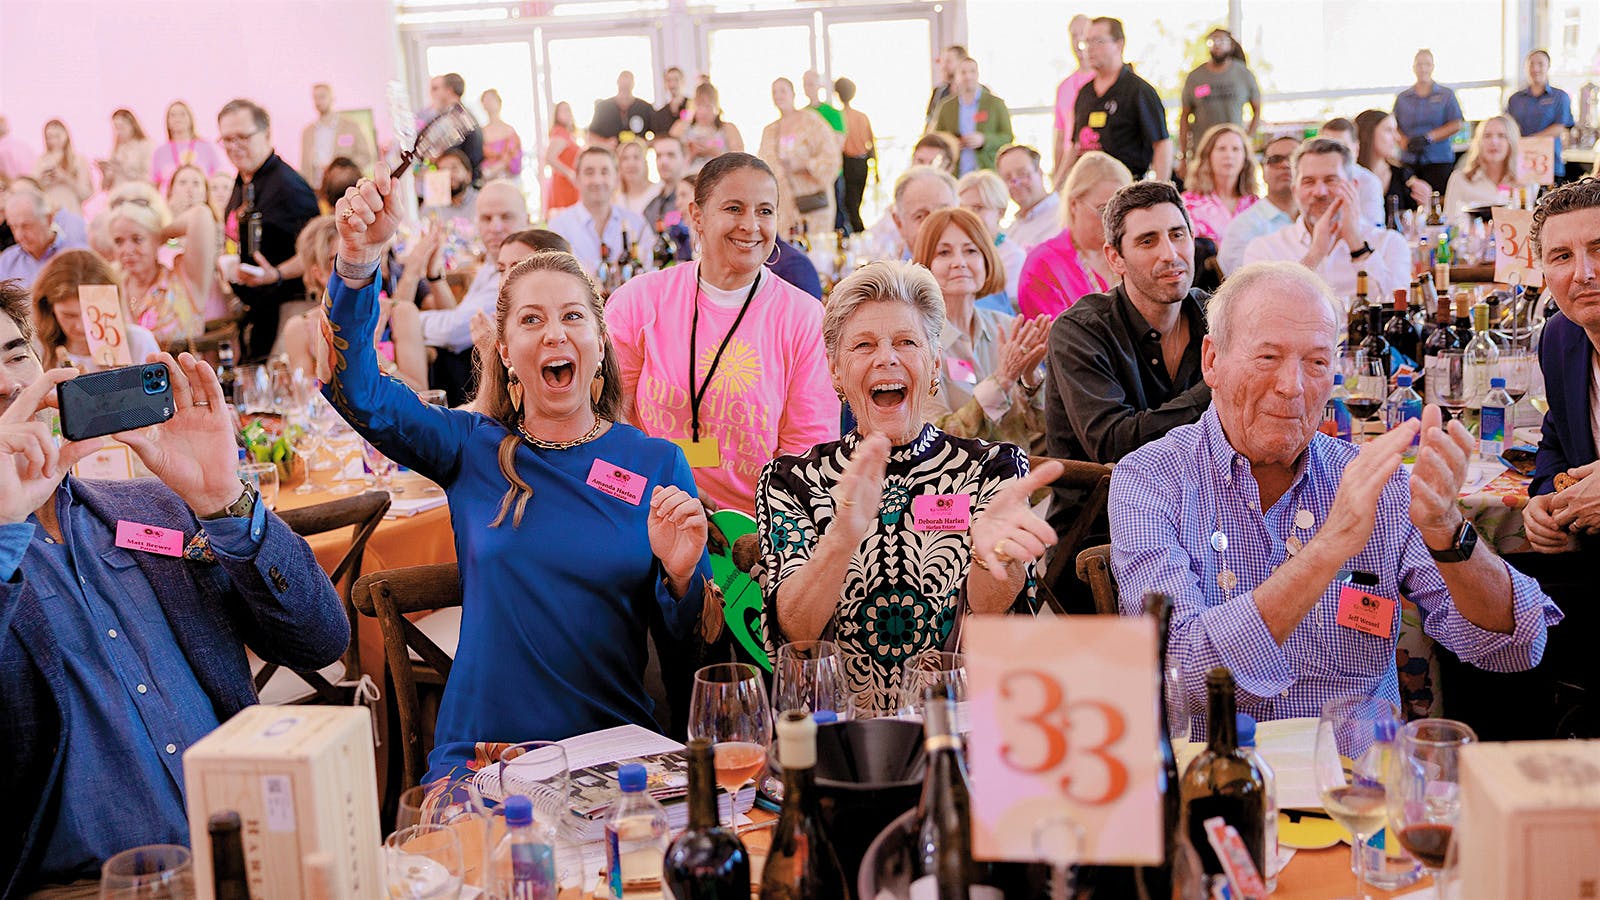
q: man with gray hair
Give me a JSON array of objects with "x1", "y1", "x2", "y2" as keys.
[
  {"x1": 0, "y1": 184, "x2": 87, "y2": 288},
  {"x1": 888, "y1": 164, "x2": 958, "y2": 260},
  {"x1": 1111, "y1": 260, "x2": 1559, "y2": 728},
  {"x1": 1241, "y1": 137, "x2": 1409, "y2": 299}
]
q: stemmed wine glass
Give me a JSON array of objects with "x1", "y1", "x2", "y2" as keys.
[
  {"x1": 1347, "y1": 357, "x2": 1389, "y2": 441},
  {"x1": 397, "y1": 779, "x2": 496, "y2": 890},
  {"x1": 688, "y1": 663, "x2": 773, "y2": 828},
  {"x1": 1429, "y1": 350, "x2": 1469, "y2": 426},
  {"x1": 384, "y1": 825, "x2": 464, "y2": 899},
  {"x1": 772, "y1": 640, "x2": 852, "y2": 721},
  {"x1": 100, "y1": 845, "x2": 194, "y2": 899},
  {"x1": 288, "y1": 401, "x2": 327, "y2": 494},
  {"x1": 1388, "y1": 719, "x2": 1475, "y2": 897},
  {"x1": 899, "y1": 650, "x2": 968, "y2": 726},
  {"x1": 1314, "y1": 696, "x2": 1401, "y2": 900}
]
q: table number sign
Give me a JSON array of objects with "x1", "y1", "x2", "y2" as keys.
[
  {"x1": 1517, "y1": 136, "x2": 1556, "y2": 186},
  {"x1": 79, "y1": 284, "x2": 133, "y2": 368},
  {"x1": 1492, "y1": 207, "x2": 1543, "y2": 288},
  {"x1": 966, "y1": 616, "x2": 1162, "y2": 865}
]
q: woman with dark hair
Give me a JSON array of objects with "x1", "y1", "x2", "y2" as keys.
[
  {"x1": 1356, "y1": 108, "x2": 1432, "y2": 217},
  {"x1": 672, "y1": 82, "x2": 745, "y2": 172},
  {"x1": 100, "y1": 109, "x2": 154, "y2": 190},
  {"x1": 327, "y1": 171, "x2": 712, "y2": 776},
  {"x1": 151, "y1": 101, "x2": 228, "y2": 190},
  {"x1": 605, "y1": 152, "x2": 839, "y2": 514},
  {"x1": 760, "y1": 78, "x2": 842, "y2": 237}
]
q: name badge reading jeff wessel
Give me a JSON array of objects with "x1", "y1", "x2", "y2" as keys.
[
  {"x1": 1335, "y1": 585, "x2": 1395, "y2": 638},
  {"x1": 912, "y1": 494, "x2": 972, "y2": 532},
  {"x1": 585, "y1": 459, "x2": 646, "y2": 506}
]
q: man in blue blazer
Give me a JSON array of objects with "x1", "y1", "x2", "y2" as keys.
[{"x1": 0, "y1": 280, "x2": 347, "y2": 897}]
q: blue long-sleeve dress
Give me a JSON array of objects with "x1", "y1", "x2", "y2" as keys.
[{"x1": 323, "y1": 274, "x2": 711, "y2": 780}]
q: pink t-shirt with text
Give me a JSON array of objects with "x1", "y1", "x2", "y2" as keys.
[{"x1": 605, "y1": 262, "x2": 841, "y2": 514}]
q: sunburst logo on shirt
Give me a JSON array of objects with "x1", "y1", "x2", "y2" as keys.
[{"x1": 696, "y1": 337, "x2": 762, "y2": 395}]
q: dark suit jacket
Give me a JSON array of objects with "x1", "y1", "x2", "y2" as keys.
[
  {"x1": 1531, "y1": 312, "x2": 1597, "y2": 497},
  {"x1": 1, "y1": 478, "x2": 347, "y2": 898}
]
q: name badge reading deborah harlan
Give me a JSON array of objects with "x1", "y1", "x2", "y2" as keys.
[
  {"x1": 585, "y1": 460, "x2": 646, "y2": 506},
  {"x1": 1336, "y1": 585, "x2": 1395, "y2": 638},
  {"x1": 912, "y1": 494, "x2": 972, "y2": 532},
  {"x1": 115, "y1": 520, "x2": 186, "y2": 557}
]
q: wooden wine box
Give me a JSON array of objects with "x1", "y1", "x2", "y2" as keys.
[
  {"x1": 183, "y1": 705, "x2": 380, "y2": 900},
  {"x1": 1457, "y1": 739, "x2": 1600, "y2": 898}
]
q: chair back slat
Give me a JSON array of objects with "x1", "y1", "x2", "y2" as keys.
[{"x1": 1074, "y1": 544, "x2": 1120, "y2": 616}]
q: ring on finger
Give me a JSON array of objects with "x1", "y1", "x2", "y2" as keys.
[
  {"x1": 838, "y1": 497, "x2": 856, "y2": 509},
  {"x1": 993, "y1": 538, "x2": 1014, "y2": 565},
  {"x1": 192, "y1": 399, "x2": 211, "y2": 408}
]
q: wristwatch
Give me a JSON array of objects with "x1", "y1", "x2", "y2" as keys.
[
  {"x1": 1349, "y1": 241, "x2": 1374, "y2": 260},
  {"x1": 1426, "y1": 519, "x2": 1478, "y2": 564},
  {"x1": 200, "y1": 481, "x2": 259, "y2": 521}
]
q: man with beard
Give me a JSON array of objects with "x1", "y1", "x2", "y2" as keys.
[
  {"x1": 1177, "y1": 29, "x2": 1261, "y2": 179},
  {"x1": 1043, "y1": 180, "x2": 1210, "y2": 533},
  {"x1": 1242, "y1": 137, "x2": 1409, "y2": 299}
]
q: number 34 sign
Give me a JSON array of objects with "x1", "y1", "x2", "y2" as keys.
[{"x1": 966, "y1": 616, "x2": 1162, "y2": 865}]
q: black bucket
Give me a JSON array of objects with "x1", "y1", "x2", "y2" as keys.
[{"x1": 811, "y1": 718, "x2": 928, "y2": 895}]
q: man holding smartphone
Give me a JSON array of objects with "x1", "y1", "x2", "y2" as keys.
[{"x1": 0, "y1": 280, "x2": 346, "y2": 896}]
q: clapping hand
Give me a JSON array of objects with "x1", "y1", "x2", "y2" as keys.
[
  {"x1": 1315, "y1": 417, "x2": 1419, "y2": 562},
  {"x1": 1335, "y1": 180, "x2": 1366, "y2": 248},
  {"x1": 969, "y1": 460, "x2": 1063, "y2": 580},
  {"x1": 404, "y1": 220, "x2": 446, "y2": 280},
  {"x1": 335, "y1": 169, "x2": 406, "y2": 271},
  {"x1": 0, "y1": 370, "x2": 98, "y2": 526},
  {"x1": 1307, "y1": 195, "x2": 1345, "y2": 266},
  {"x1": 995, "y1": 315, "x2": 1051, "y2": 389},
  {"x1": 647, "y1": 485, "x2": 709, "y2": 595},
  {"x1": 831, "y1": 433, "x2": 890, "y2": 543},
  {"x1": 1549, "y1": 461, "x2": 1600, "y2": 535},
  {"x1": 1407, "y1": 405, "x2": 1473, "y2": 545}
]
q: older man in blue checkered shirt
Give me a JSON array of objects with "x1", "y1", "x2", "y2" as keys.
[{"x1": 1110, "y1": 261, "x2": 1561, "y2": 729}]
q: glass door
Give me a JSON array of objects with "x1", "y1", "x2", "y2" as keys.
[
  {"x1": 422, "y1": 40, "x2": 540, "y2": 195},
  {"x1": 704, "y1": 22, "x2": 817, "y2": 150},
  {"x1": 823, "y1": 15, "x2": 934, "y2": 224}
]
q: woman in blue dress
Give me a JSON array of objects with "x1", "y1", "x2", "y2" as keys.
[{"x1": 327, "y1": 171, "x2": 713, "y2": 782}]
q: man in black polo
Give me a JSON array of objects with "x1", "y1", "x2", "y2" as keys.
[
  {"x1": 589, "y1": 71, "x2": 657, "y2": 149},
  {"x1": 1067, "y1": 17, "x2": 1172, "y2": 181},
  {"x1": 1043, "y1": 179, "x2": 1209, "y2": 536},
  {"x1": 427, "y1": 73, "x2": 485, "y2": 184},
  {"x1": 218, "y1": 98, "x2": 320, "y2": 361},
  {"x1": 652, "y1": 66, "x2": 689, "y2": 136}
]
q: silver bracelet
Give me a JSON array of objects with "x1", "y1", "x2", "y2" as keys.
[{"x1": 334, "y1": 255, "x2": 381, "y2": 282}]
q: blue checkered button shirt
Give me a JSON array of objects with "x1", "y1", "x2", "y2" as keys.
[{"x1": 1110, "y1": 406, "x2": 1561, "y2": 732}]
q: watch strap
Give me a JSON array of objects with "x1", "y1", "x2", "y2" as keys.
[
  {"x1": 1350, "y1": 241, "x2": 1374, "y2": 260},
  {"x1": 200, "y1": 481, "x2": 258, "y2": 521},
  {"x1": 335, "y1": 255, "x2": 382, "y2": 282},
  {"x1": 1426, "y1": 519, "x2": 1478, "y2": 563}
]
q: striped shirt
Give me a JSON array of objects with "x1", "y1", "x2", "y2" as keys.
[{"x1": 1110, "y1": 406, "x2": 1560, "y2": 731}]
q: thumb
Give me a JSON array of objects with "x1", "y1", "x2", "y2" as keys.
[
  {"x1": 252, "y1": 251, "x2": 271, "y2": 267},
  {"x1": 1014, "y1": 459, "x2": 1064, "y2": 496}
]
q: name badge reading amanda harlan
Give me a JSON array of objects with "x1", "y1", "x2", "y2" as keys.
[{"x1": 585, "y1": 459, "x2": 646, "y2": 506}]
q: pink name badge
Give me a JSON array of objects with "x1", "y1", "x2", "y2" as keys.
[
  {"x1": 586, "y1": 459, "x2": 647, "y2": 506},
  {"x1": 115, "y1": 520, "x2": 185, "y2": 557},
  {"x1": 1336, "y1": 585, "x2": 1395, "y2": 638},
  {"x1": 947, "y1": 356, "x2": 979, "y2": 385},
  {"x1": 1194, "y1": 84, "x2": 1213, "y2": 99},
  {"x1": 912, "y1": 494, "x2": 972, "y2": 532}
]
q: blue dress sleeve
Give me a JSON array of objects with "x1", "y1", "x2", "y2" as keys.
[
  {"x1": 322, "y1": 274, "x2": 476, "y2": 484},
  {"x1": 654, "y1": 444, "x2": 713, "y2": 641}
]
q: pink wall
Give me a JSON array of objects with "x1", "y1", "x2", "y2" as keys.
[{"x1": 0, "y1": 0, "x2": 402, "y2": 180}]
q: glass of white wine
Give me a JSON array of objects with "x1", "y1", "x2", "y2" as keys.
[{"x1": 1315, "y1": 696, "x2": 1401, "y2": 900}]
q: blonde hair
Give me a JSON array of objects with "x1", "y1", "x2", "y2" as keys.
[
  {"x1": 1460, "y1": 115, "x2": 1522, "y2": 185},
  {"x1": 480, "y1": 251, "x2": 624, "y2": 528},
  {"x1": 955, "y1": 170, "x2": 1008, "y2": 218},
  {"x1": 293, "y1": 215, "x2": 339, "y2": 298},
  {"x1": 106, "y1": 181, "x2": 173, "y2": 236},
  {"x1": 1060, "y1": 151, "x2": 1133, "y2": 228},
  {"x1": 1187, "y1": 123, "x2": 1259, "y2": 197}
]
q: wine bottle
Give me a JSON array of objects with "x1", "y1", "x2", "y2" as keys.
[
  {"x1": 1180, "y1": 668, "x2": 1267, "y2": 878},
  {"x1": 1346, "y1": 271, "x2": 1370, "y2": 348},
  {"x1": 209, "y1": 810, "x2": 250, "y2": 900},
  {"x1": 1136, "y1": 593, "x2": 1189, "y2": 899},
  {"x1": 912, "y1": 684, "x2": 1002, "y2": 900},
  {"x1": 758, "y1": 711, "x2": 847, "y2": 900},
  {"x1": 664, "y1": 738, "x2": 751, "y2": 900},
  {"x1": 1360, "y1": 303, "x2": 1391, "y2": 378},
  {"x1": 1384, "y1": 290, "x2": 1418, "y2": 369}
]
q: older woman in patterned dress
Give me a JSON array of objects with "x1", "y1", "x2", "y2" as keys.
[{"x1": 755, "y1": 260, "x2": 1063, "y2": 715}]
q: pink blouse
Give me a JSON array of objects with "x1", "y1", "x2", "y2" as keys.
[
  {"x1": 1181, "y1": 191, "x2": 1257, "y2": 243},
  {"x1": 1017, "y1": 225, "x2": 1112, "y2": 319}
]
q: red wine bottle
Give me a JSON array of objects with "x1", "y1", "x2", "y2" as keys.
[
  {"x1": 209, "y1": 810, "x2": 250, "y2": 900},
  {"x1": 758, "y1": 711, "x2": 847, "y2": 900},
  {"x1": 664, "y1": 738, "x2": 751, "y2": 899},
  {"x1": 1180, "y1": 668, "x2": 1268, "y2": 877}
]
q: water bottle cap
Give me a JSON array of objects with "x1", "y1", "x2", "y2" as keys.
[
  {"x1": 618, "y1": 763, "x2": 647, "y2": 792},
  {"x1": 1236, "y1": 713, "x2": 1257, "y2": 747},
  {"x1": 812, "y1": 710, "x2": 839, "y2": 725},
  {"x1": 1491, "y1": 377, "x2": 1506, "y2": 388},
  {"x1": 504, "y1": 794, "x2": 533, "y2": 827},
  {"x1": 1397, "y1": 375, "x2": 1413, "y2": 387},
  {"x1": 1332, "y1": 373, "x2": 1345, "y2": 385},
  {"x1": 1374, "y1": 718, "x2": 1398, "y2": 742}
]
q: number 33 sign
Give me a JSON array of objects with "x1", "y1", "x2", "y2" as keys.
[{"x1": 966, "y1": 616, "x2": 1163, "y2": 865}]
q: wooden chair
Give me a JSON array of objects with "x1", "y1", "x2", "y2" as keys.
[
  {"x1": 1074, "y1": 544, "x2": 1120, "y2": 616},
  {"x1": 352, "y1": 563, "x2": 462, "y2": 793},
  {"x1": 1029, "y1": 456, "x2": 1113, "y2": 614},
  {"x1": 254, "y1": 490, "x2": 391, "y2": 705}
]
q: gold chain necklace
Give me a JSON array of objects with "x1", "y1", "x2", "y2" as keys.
[{"x1": 516, "y1": 417, "x2": 605, "y2": 450}]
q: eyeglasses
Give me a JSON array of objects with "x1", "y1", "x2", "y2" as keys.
[
  {"x1": 218, "y1": 131, "x2": 260, "y2": 147},
  {"x1": 1263, "y1": 154, "x2": 1292, "y2": 167},
  {"x1": 1076, "y1": 36, "x2": 1116, "y2": 49}
]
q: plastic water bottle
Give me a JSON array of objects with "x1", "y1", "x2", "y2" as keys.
[
  {"x1": 1236, "y1": 714, "x2": 1278, "y2": 893},
  {"x1": 490, "y1": 795, "x2": 558, "y2": 900},
  {"x1": 606, "y1": 763, "x2": 669, "y2": 898},
  {"x1": 1480, "y1": 377, "x2": 1512, "y2": 461},
  {"x1": 1321, "y1": 373, "x2": 1353, "y2": 442},
  {"x1": 1384, "y1": 375, "x2": 1424, "y2": 463},
  {"x1": 1351, "y1": 720, "x2": 1422, "y2": 891}
]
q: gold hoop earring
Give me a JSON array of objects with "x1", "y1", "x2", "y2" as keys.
[{"x1": 506, "y1": 365, "x2": 524, "y2": 413}]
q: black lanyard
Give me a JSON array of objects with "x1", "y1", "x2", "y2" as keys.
[{"x1": 688, "y1": 270, "x2": 761, "y2": 441}]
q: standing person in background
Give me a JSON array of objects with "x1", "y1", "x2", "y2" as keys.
[
  {"x1": 653, "y1": 66, "x2": 691, "y2": 137},
  {"x1": 150, "y1": 101, "x2": 228, "y2": 191},
  {"x1": 1068, "y1": 17, "x2": 1172, "y2": 182},
  {"x1": 1052, "y1": 14, "x2": 1095, "y2": 192},
  {"x1": 643, "y1": 134, "x2": 688, "y2": 228},
  {"x1": 428, "y1": 73, "x2": 485, "y2": 183},
  {"x1": 1180, "y1": 123, "x2": 1258, "y2": 244},
  {"x1": 836, "y1": 77, "x2": 875, "y2": 235},
  {"x1": 1177, "y1": 29, "x2": 1261, "y2": 182},
  {"x1": 1507, "y1": 50, "x2": 1577, "y2": 184},
  {"x1": 298, "y1": 84, "x2": 374, "y2": 190},
  {"x1": 996, "y1": 144, "x2": 1059, "y2": 252},
  {"x1": 218, "y1": 98, "x2": 320, "y2": 361},
  {"x1": 1393, "y1": 49, "x2": 1465, "y2": 194},
  {"x1": 672, "y1": 82, "x2": 745, "y2": 173},
  {"x1": 0, "y1": 117, "x2": 36, "y2": 182},
  {"x1": 1357, "y1": 108, "x2": 1433, "y2": 217},
  {"x1": 759, "y1": 78, "x2": 841, "y2": 239},
  {"x1": 802, "y1": 70, "x2": 849, "y2": 233},
  {"x1": 589, "y1": 71, "x2": 657, "y2": 149},
  {"x1": 925, "y1": 45, "x2": 967, "y2": 128},
  {"x1": 544, "y1": 101, "x2": 581, "y2": 216},
  {"x1": 932, "y1": 58, "x2": 1013, "y2": 175},
  {"x1": 99, "y1": 109, "x2": 153, "y2": 191},
  {"x1": 479, "y1": 89, "x2": 523, "y2": 182},
  {"x1": 34, "y1": 120, "x2": 94, "y2": 214},
  {"x1": 1317, "y1": 117, "x2": 1386, "y2": 228}
]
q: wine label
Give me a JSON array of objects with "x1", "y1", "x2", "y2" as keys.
[
  {"x1": 115, "y1": 520, "x2": 184, "y2": 557},
  {"x1": 586, "y1": 459, "x2": 646, "y2": 505},
  {"x1": 1336, "y1": 585, "x2": 1394, "y2": 638}
]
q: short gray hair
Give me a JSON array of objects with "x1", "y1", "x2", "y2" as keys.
[
  {"x1": 1208, "y1": 261, "x2": 1343, "y2": 353},
  {"x1": 822, "y1": 260, "x2": 943, "y2": 360},
  {"x1": 893, "y1": 165, "x2": 958, "y2": 213},
  {"x1": 3, "y1": 183, "x2": 50, "y2": 219},
  {"x1": 955, "y1": 169, "x2": 1007, "y2": 213},
  {"x1": 1291, "y1": 137, "x2": 1355, "y2": 181}
]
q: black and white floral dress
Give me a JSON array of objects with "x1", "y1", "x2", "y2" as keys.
[{"x1": 756, "y1": 424, "x2": 1038, "y2": 716}]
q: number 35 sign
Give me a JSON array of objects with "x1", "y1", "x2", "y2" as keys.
[{"x1": 966, "y1": 616, "x2": 1162, "y2": 865}]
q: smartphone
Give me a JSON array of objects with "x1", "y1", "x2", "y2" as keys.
[{"x1": 57, "y1": 363, "x2": 174, "y2": 443}]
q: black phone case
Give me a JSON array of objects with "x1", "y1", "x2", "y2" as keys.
[{"x1": 58, "y1": 364, "x2": 175, "y2": 443}]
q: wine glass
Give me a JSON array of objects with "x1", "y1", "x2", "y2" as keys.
[
  {"x1": 288, "y1": 403, "x2": 327, "y2": 494},
  {"x1": 385, "y1": 824, "x2": 464, "y2": 899},
  {"x1": 688, "y1": 662, "x2": 773, "y2": 828},
  {"x1": 365, "y1": 440, "x2": 402, "y2": 494},
  {"x1": 397, "y1": 779, "x2": 496, "y2": 889},
  {"x1": 1389, "y1": 719, "x2": 1475, "y2": 897},
  {"x1": 1497, "y1": 350, "x2": 1536, "y2": 423},
  {"x1": 772, "y1": 640, "x2": 852, "y2": 722},
  {"x1": 1347, "y1": 357, "x2": 1389, "y2": 441},
  {"x1": 899, "y1": 650, "x2": 968, "y2": 726},
  {"x1": 1314, "y1": 697, "x2": 1401, "y2": 900},
  {"x1": 1429, "y1": 350, "x2": 1469, "y2": 425},
  {"x1": 100, "y1": 845, "x2": 194, "y2": 899},
  {"x1": 497, "y1": 742, "x2": 580, "y2": 887},
  {"x1": 239, "y1": 461, "x2": 279, "y2": 511}
]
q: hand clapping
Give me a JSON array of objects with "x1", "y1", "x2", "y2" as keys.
[
  {"x1": 969, "y1": 459, "x2": 1063, "y2": 580},
  {"x1": 996, "y1": 315, "x2": 1051, "y2": 389},
  {"x1": 647, "y1": 485, "x2": 709, "y2": 595},
  {"x1": 830, "y1": 433, "x2": 890, "y2": 542}
]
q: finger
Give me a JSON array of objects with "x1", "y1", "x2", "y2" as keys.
[
  {"x1": 1004, "y1": 530, "x2": 1047, "y2": 560},
  {"x1": 13, "y1": 429, "x2": 47, "y2": 479},
  {"x1": 56, "y1": 438, "x2": 99, "y2": 474},
  {"x1": 1011, "y1": 459, "x2": 1064, "y2": 498},
  {"x1": 0, "y1": 367, "x2": 79, "y2": 425},
  {"x1": 1018, "y1": 512, "x2": 1059, "y2": 548},
  {"x1": 252, "y1": 251, "x2": 272, "y2": 269},
  {"x1": 150, "y1": 352, "x2": 192, "y2": 410},
  {"x1": 356, "y1": 179, "x2": 382, "y2": 224},
  {"x1": 1420, "y1": 403, "x2": 1442, "y2": 434}
]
